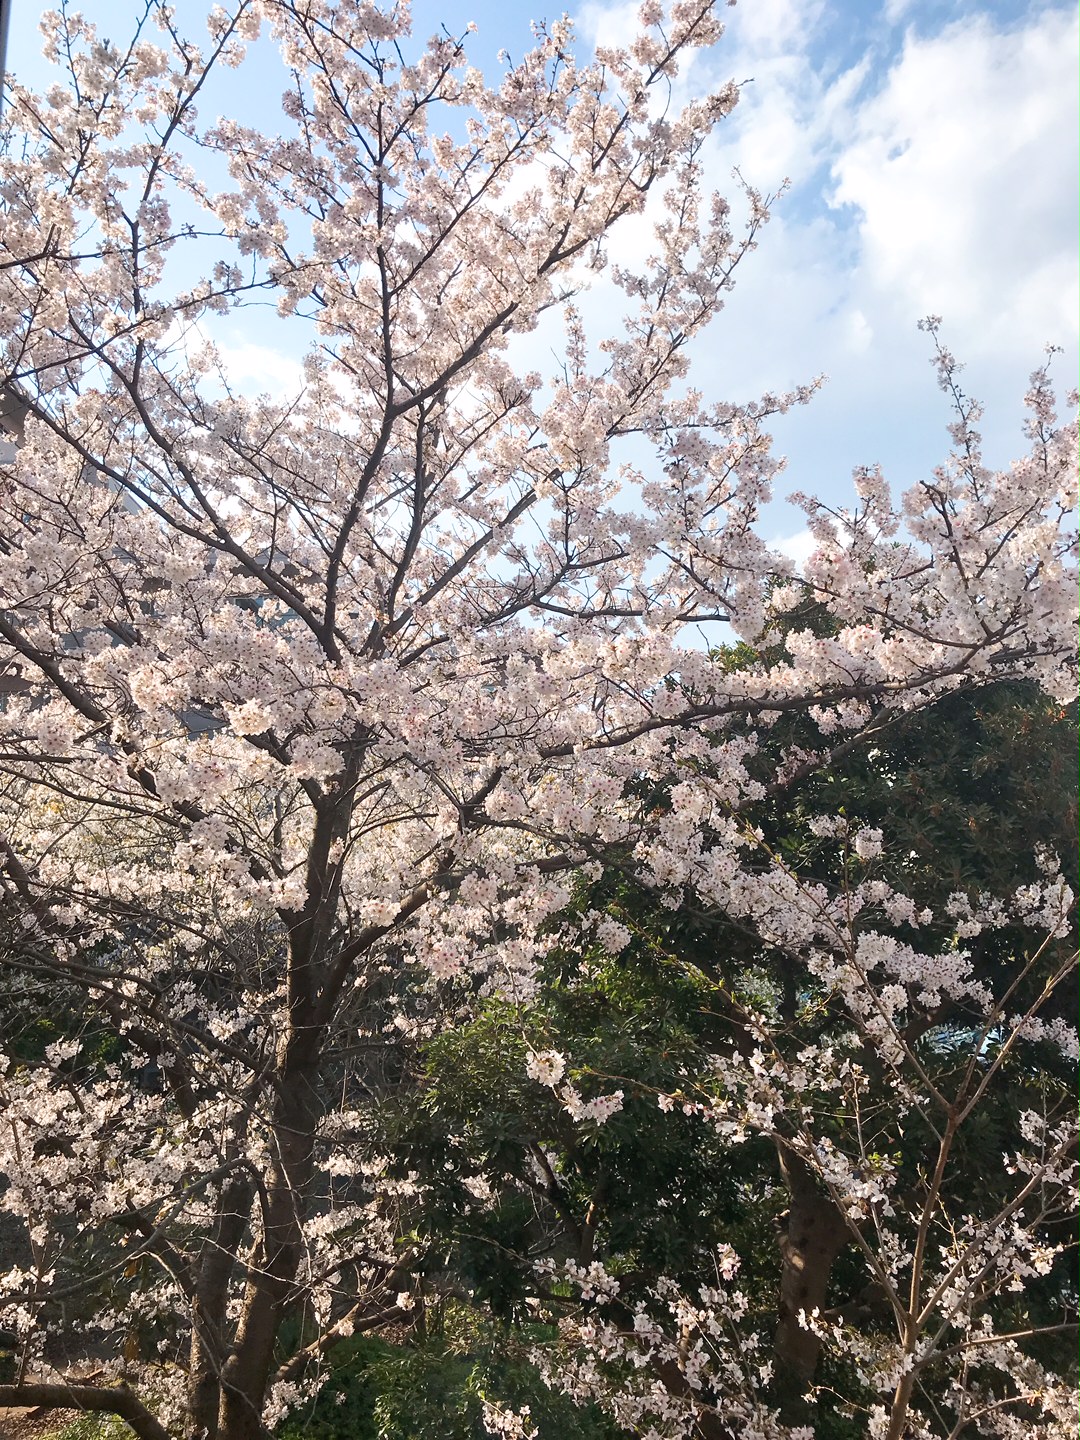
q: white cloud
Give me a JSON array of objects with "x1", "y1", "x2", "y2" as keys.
[
  {"x1": 830, "y1": 7, "x2": 1079, "y2": 362},
  {"x1": 211, "y1": 336, "x2": 307, "y2": 398},
  {"x1": 563, "y1": 0, "x2": 1077, "y2": 518},
  {"x1": 727, "y1": 0, "x2": 826, "y2": 56},
  {"x1": 694, "y1": 0, "x2": 868, "y2": 192},
  {"x1": 687, "y1": 0, "x2": 1078, "y2": 372},
  {"x1": 578, "y1": 0, "x2": 637, "y2": 47},
  {"x1": 160, "y1": 317, "x2": 307, "y2": 402},
  {"x1": 771, "y1": 527, "x2": 816, "y2": 571}
]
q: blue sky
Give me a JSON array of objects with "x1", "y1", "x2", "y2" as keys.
[{"x1": 5, "y1": 0, "x2": 1077, "y2": 554}]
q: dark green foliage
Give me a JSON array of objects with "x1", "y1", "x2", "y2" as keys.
[
  {"x1": 276, "y1": 1336, "x2": 386, "y2": 1440},
  {"x1": 404, "y1": 933, "x2": 775, "y2": 1294},
  {"x1": 274, "y1": 1317, "x2": 615, "y2": 1440}
]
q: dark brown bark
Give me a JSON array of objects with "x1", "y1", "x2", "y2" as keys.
[
  {"x1": 216, "y1": 1069, "x2": 321, "y2": 1440},
  {"x1": 773, "y1": 1146, "x2": 852, "y2": 1406},
  {"x1": 215, "y1": 786, "x2": 355, "y2": 1440},
  {"x1": 0, "y1": 1383, "x2": 173, "y2": 1440},
  {"x1": 188, "y1": 1177, "x2": 253, "y2": 1440}
]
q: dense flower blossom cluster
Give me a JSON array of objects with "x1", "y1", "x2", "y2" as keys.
[{"x1": 0, "y1": 2, "x2": 1075, "y2": 1438}]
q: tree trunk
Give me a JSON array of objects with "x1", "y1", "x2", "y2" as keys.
[
  {"x1": 773, "y1": 1146, "x2": 851, "y2": 1414},
  {"x1": 215, "y1": 796, "x2": 353, "y2": 1440},
  {"x1": 217, "y1": 1070, "x2": 321, "y2": 1440},
  {"x1": 188, "y1": 1177, "x2": 253, "y2": 1440}
]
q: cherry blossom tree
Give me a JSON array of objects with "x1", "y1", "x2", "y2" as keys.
[{"x1": 0, "y1": 2, "x2": 1075, "y2": 1439}]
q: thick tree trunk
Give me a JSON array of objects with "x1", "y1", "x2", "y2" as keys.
[
  {"x1": 773, "y1": 1146, "x2": 851, "y2": 1412},
  {"x1": 213, "y1": 792, "x2": 355, "y2": 1440},
  {"x1": 216, "y1": 1071, "x2": 322, "y2": 1440},
  {"x1": 187, "y1": 1177, "x2": 253, "y2": 1440}
]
